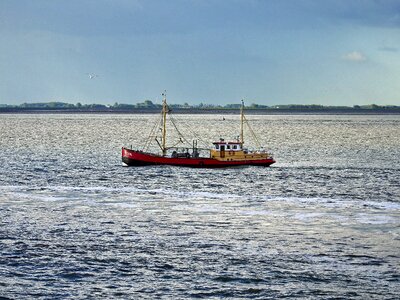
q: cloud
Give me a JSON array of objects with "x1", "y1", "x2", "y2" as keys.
[
  {"x1": 379, "y1": 46, "x2": 398, "y2": 52},
  {"x1": 342, "y1": 51, "x2": 367, "y2": 62},
  {"x1": 313, "y1": 0, "x2": 400, "y2": 28}
]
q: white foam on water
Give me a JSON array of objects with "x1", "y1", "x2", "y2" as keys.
[
  {"x1": 355, "y1": 213, "x2": 397, "y2": 225},
  {"x1": 30, "y1": 195, "x2": 70, "y2": 202},
  {"x1": 2, "y1": 191, "x2": 69, "y2": 202},
  {"x1": 46, "y1": 185, "x2": 144, "y2": 193},
  {"x1": 102, "y1": 202, "x2": 137, "y2": 209},
  {"x1": 239, "y1": 209, "x2": 275, "y2": 216},
  {"x1": 292, "y1": 212, "x2": 326, "y2": 222},
  {"x1": 0, "y1": 185, "x2": 28, "y2": 190},
  {"x1": 190, "y1": 205, "x2": 224, "y2": 213},
  {"x1": 363, "y1": 201, "x2": 400, "y2": 211},
  {"x1": 1, "y1": 185, "x2": 399, "y2": 217},
  {"x1": 330, "y1": 214, "x2": 351, "y2": 224}
]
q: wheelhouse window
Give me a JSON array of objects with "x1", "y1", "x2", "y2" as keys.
[
  {"x1": 215, "y1": 144, "x2": 220, "y2": 150},
  {"x1": 226, "y1": 145, "x2": 231, "y2": 150},
  {"x1": 233, "y1": 145, "x2": 238, "y2": 150}
]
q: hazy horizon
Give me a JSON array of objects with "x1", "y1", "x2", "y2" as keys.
[
  {"x1": 0, "y1": 99, "x2": 398, "y2": 108},
  {"x1": 1, "y1": 0, "x2": 399, "y2": 106}
]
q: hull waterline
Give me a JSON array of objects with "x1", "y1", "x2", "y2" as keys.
[{"x1": 122, "y1": 148, "x2": 275, "y2": 168}]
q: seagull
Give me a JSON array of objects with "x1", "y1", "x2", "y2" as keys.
[{"x1": 86, "y1": 73, "x2": 99, "y2": 79}]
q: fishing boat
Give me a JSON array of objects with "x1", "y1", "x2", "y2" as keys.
[{"x1": 122, "y1": 93, "x2": 275, "y2": 168}]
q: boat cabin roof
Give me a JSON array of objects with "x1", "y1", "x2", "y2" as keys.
[
  {"x1": 212, "y1": 141, "x2": 243, "y2": 151},
  {"x1": 213, "y1": 141, "x2": 243, "y2": 145}
]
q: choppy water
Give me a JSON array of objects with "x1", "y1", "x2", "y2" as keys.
[{"x1": 0, "y1": 114, "x2": 399, "y2": 299}]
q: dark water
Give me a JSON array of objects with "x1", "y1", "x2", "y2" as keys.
[{"x1": 0, "y1": 114, "x2": 399, "y2": 299}]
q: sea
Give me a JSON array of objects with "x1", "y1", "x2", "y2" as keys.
[{"x1": 0, "y1": 113, "x2": 399, "y2": 299}]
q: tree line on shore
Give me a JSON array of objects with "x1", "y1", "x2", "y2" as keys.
[{"x1": 0, "y1": 100, "x2": 399, "y2": 112}]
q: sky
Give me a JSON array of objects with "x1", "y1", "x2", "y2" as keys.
[{"x1": 0, "y1": 0, "x2": 399, "y2": 106}]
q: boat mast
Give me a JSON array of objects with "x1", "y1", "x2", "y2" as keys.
[
  {"x1": 162, "y1": 91, "x2": 167, "y2": 156},
  {"x1": 240, "y1": 99, "x2": 244, "y2": 145}
]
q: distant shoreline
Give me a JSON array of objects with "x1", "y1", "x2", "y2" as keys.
[
  {"x1": 1, "y1": 108, "x2": 400, "y2": 115},
  {"x1": 2, "y1": 100, "x2": 399, "y2": 114}
]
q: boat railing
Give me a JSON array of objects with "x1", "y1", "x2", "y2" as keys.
[
  {"x1": 244, "y1": 147, "x2": 271, "y2": 155},
  {"x1": 167, "y1": 146, "x2": 211, "y2": 158}
]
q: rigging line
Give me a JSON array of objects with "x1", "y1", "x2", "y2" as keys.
[
  {"x1": 142, "y1": 111, "x2": 163, "y2": 152},
  {"x1": 170, "y1": 115, "x2": 209, "y2": 148},
  {"x1": 169, "y1": 115, "x2": 192, "y2": 146},
  {"x1": 142, "y1": 122, "x2": 155, "y2": 151},
  {"x1": 171, "y1": 115, "x2": 209, "y2": 148},
  {"x1": 168, "y1": 138, "x2": 186, "y2": 149},
  {"x1": 143, "y1": 118, "x2": 160, "y2": 151},
  {"x1": 243, "y1": 115, "x2": 262, "y2": 149}
]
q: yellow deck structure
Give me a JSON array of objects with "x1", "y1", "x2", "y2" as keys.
[{"x1": 210, "y1": 141, "x2": 270, "y2": 161}]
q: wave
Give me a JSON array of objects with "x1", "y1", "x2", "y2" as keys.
[
  {"x1": 1, "y1": 185, "x2": 399, "y2": 226},
  {"x1": 1, "y1": 184, "x2": 399, "y2": 207}
]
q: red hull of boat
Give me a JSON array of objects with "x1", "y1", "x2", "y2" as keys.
[{"x1": 122, "y1": 147, "x2": 275, "y2": 168}]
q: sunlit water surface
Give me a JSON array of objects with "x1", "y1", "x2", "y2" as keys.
[{"x1": 0, "y1": 114, "x2": 399, "y2": 299}]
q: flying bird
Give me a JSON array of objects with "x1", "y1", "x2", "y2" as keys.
[{"x1": 86, "y1": 73, "x2": 99, "y2": 79}]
